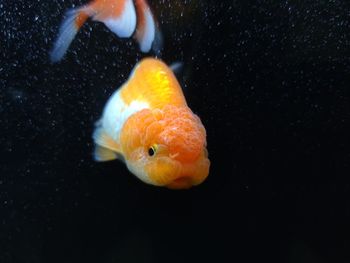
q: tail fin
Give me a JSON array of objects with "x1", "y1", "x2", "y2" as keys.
[
  {"x1": 50, "y1": 8, "x2": 89, "y2": 63},
  {"x1": 134, "y1": 0, "x2": 162, "y2": 55},
  {"x1": 94, "y1": 0, "x2": 137, "y2": 38}
]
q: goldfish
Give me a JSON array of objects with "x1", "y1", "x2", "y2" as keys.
[
  {"x1": 50, "y1": 0, "x2": 162, "y2": 62},
  {"x1": 93, "y1": 58, "x2": 210, "y2": 189}
]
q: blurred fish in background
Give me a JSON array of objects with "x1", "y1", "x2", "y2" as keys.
[{"x1": 50, "y1": 0, "x2": 162, "y2": 62}]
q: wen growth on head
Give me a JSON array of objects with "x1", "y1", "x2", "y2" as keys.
[
  {"x1": 93, "y1": 58, "x2": 210, "y2": 189},
  {"x1": 50, "y1": 0, "x2": 162, "y2": 62}
]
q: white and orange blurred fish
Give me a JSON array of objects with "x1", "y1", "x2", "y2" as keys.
[
  {"x1": 93, "y1": 58, "x2": 210, "y2": 189},
  {"x1": 50, "y1": 0, "x2": 162, "y2": 62}
]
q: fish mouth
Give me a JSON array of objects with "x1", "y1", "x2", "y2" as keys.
[{"x1": 166, "y1": 176, "x2": 193, "y2": 190}]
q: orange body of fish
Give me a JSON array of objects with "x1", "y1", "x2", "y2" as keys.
[
  {"x1": 93, "y1": 58, "x2": 210, "y2": 189},
  {"x1": 50, "y1": 0, "x2": 162, "y2": 62}
]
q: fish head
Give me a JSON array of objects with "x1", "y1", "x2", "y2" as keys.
[{"x1": 120, "y1": 105, "x2": 210, "y2": 189}]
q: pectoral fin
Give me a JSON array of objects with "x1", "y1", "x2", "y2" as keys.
[
  {"x1": 94, "y1": 145, "x2": 118, "y2": 162},
  {"x1": 93, "y1": 125, "x2": 121, "y2": 162}
]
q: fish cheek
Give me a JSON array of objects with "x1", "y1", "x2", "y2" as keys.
[
  {"x1": 127, "y1": 147, "x2": 145, "y2": 163},
  {"x1": 192, "y1": 156, "x2": 210, "y2": 185},
  {"x1": 124, "y1": 147, "x2": 155, "y2": 184}
]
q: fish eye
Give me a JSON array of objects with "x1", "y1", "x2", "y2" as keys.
[{"x1": 148, "y1": 145, "x2": 157, "y2": 157}]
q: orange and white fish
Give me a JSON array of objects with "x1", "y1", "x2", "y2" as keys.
[
  {"x1": 93, "y1": 58, "x2": 210, "y2": 189},
  {"x1": 50, "y1": 0, "x2": 162, "y2": 62}
]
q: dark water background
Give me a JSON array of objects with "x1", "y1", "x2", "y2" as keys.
[{"x1": 1, "y1": 0, "x2": 350, "y2": 262}]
